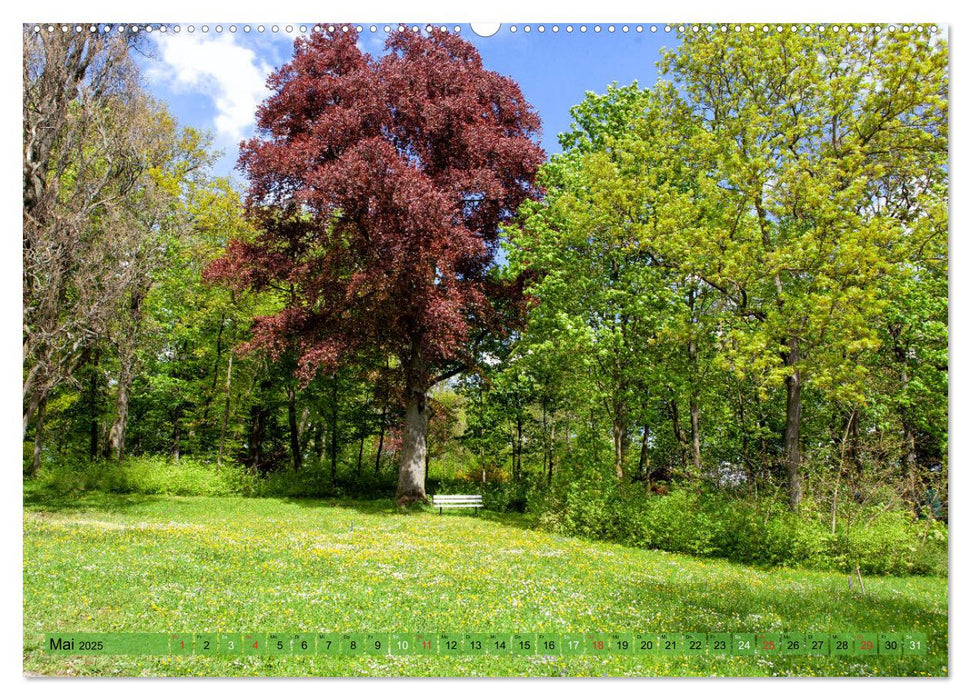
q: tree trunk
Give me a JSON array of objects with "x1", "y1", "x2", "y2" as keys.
[
  {"x1": 687, "y1": 332, "x2": 702, "y2": 473},
  {"x1": 689, "y1": 395, "x2": 702, "y2": 474},
  {"x1": 515, "y1": 414, "x2": 523, "y2": 481},
  {"x1": 287, "y1": 383, "x2": 302, "y2": 472},
  {"x1": 846, "y1": 408, "x2": 860, "y2": 473},
  {"x1": 847, "y1": 408, "x2": 863, "y2": 504},
  {"x1": 201, "y1": 311, "x2": 225, "y2": 427},
  {"x1": 87, "y1": 349, "x2": 100, "y2": 459},
  {"x1": 311, "y1": 422, "x2": 323, "y2": 466},
  {"x1": 357, "y1": 432, "x2": 366, "y2": 477},
  {"x1": 565, "y1": 412, "x2": 571, "y2": 455},
  {"x1": 756, "y1": 411, "x2": 769, "y2": 493},
  {"x1": 396, "y1": 355, "x2": 429, "y2": 506},
  {"x1": 897, "y1": 361, "x2": 920, "y2": 508},
  {"x1": 543, "y1": 403, "x2": 553, "y2": 486},
  {"x1": 638, "y1": 424, "x2": 651, "y2": 480},
  {"x1": 783, "y1": 336, "x2": 802, "y2": 511},
  {"x1": 247, "y1": 403, "x2": 266, "y2": 472},
  {"x1": 902, "y1": 417, "x2": 918, "y2": 507},
  {"x1": 171, "y1": 408, "x2": 182, "y2": 462},
  {"x1": 612, "y1": 418, "x2": 627, "y2": 480},
  {"x1": 23, "y1": 382, "x2": 45, "y2": 441},
  {"x1": 737, "y1": 384, "x2": 755, "y2": 494},
  {"x1": 375, "y1": 405, "x2": 386, "y2": 475},
  {"x1": 29, "y1": 397, "x2": 47, "y2": 476},
  {"x1": 330, "y1": 378, "x2": 339, "y2": 485},
  {"x1": 107, "y1": 348, "x2": 133, "y2": 461},
  {"x1": 547, "y1": 421, "x2": 556, "y2": 487},
  {"x1": 668, "y1": 398, "x2": 687, "y2": 470},
  {"x1": 298, "y1": 406, "x2": 311, "y2": 451},
  {"x1": 108, "y1": 285, "x2": 147, "y2": 461},
  {"x1": 217, "y1": 353, "x2": 233, "y2": 467}
]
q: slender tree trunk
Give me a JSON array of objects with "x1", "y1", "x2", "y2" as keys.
[
  {"x1": 509, "y1": 419, "x2": 516, "y2": 478},
  {"x1": 217, "y1": 353, "x2": 233, "y2": 467},
  {"x1": 515, "y1": 414, "x2": 523, "y2": 481},
  {"x1": 356, "y1": 382, "x2": 374, "y2": 477},
  {"x1": 375, "y1": 357, "x2": 389, "y2": 475},
  {"x1": 783, "y1": 336, "x2": 802, "y2": 511},
  {"x1": 87, "y1": 349, "x2": 100, "y2": 459},
  {"x1": 100, "y1": 419, "x2": 110, "y2": 459},
  {"x1": 846, "y1": 407, "x2": 863, "y2": 502},
  {"x1": 108, "y1": 349, "x2": 134, "y2": 461},
  {"x1": 638, "y1": 424, "x2": 650, "y2": 479},
  {"x1": 612, "y1": 419, "x2": 627, "y2": 480},
  {"x1": 329, "y1": 378, "x2": 339, "y2": 485},
  {"x1": 565, "y1": 412, "x2": 571, "y2": 455},
  {"x1": 396, "y1": 353, "x2": 429, "y2": 506},
  {"x1": 311, "y1": 422, "x2": 323, "y2": 466},
  {"x1": 298, "y1": 406, "x2": 311, "y2": 451},
  {"x1": 247, "y1": 406, "x2": 265, "y2": 472},
  {"x1": 202, "y1": 311, "x2": 225, "y2": 427},
  {"x1": 846, "y1": 408, "x2": 861, "y2": 475},
  {"x1": 756, "y1": 411, "x2": 768, "y2": 494},
  {"x1": 23, "y1": 383, "x2": 45, "y2": 441},
  {"x1": 89, "y1": 415, "x2": 100, "y2": 460},
  {"x1": 689, "y1": 395, "x2": 701, "y2": 474},
  {"x1": 668, "y1": 398, "x2": 687, "y2": 470},
  {"x1": 171, "y1": 408, "x2": 182, "y2": 462},
  {"x1": 543, "y1": 403, "x2": 553, "y2": 486},
  {"x1": 541, "y1": 406, "x2": 548, "y2": 480},
  {"x1": 357, "y1": 432, "x2": 366, "y2": 477},
  {"x1": 687, "y1": 333, "x2": 702, "y2": 473},
  {"x1": 547, "y1": 420, "x2": 556, "y2": 487},
  {"x1": 108, "y1": 287, "x2": 147, "y2": 460},
  {"x1": 896, "y1": 360, "x2": 920, "y2": 508},
  {"x1": 286, "y1": 383, "x2": 302, "y2": 472},
  {"x1": 22, "y1": 362, "x2": 40, "y2": 436},
  {"x1": 233, "y1": 363, "x2": 260, "y2": 446},
  {"x1": 737, "y1": 384, "x2": 754, "y2": 494},
  {"x1": 375, "y1": 405, "x2": 386, "y2": 475},
  {"x1": 29, "y1": 397, "x2": 47, "y2": 476},
  {"x1": 902, "y1": 417, "x2": 918, "y2": 506}
]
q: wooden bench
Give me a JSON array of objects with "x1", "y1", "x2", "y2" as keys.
[{"x1": 432, "y1": 494, "x2": 483, "y2": 515}]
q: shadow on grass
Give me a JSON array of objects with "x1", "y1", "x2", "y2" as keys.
[
  {"x1": 23, "y1": 486, "x2": 167, "y2": 514},
  {"x1": 622, "y1": 567, "x2": 948, "y2": 636},
  {"x1": 23, "y1": 482, "x2": 534, "y2": 531},
  {"x1": 278, "y1": 494, "x2": 537, "y2": 530}
]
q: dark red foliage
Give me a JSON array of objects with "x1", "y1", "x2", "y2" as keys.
[{"x1": 206, "y1": 27, "x2": 544, "y2": 388}]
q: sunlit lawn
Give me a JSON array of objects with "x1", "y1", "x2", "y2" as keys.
[{"x1": 23, "y1": 492, "x2": 947, "y2": 677}]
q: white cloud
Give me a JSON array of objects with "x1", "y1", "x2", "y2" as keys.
[{"x1": 148, "y1": 33, "x2": 275, "y2": 143}]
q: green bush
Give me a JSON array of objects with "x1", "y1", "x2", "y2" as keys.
[
  {"x1": 530, "y1": 466, "x2": 946, "y2": 577},
  {"x1": 834, "y1": 510, "x2": 948, "y2": 576},
  {"x1": 29, "y1": 455, "x2": 258, "y2": 497}
]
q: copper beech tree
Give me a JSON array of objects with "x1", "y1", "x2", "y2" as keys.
[{"x1": 206, "y1": 28, "x2": 544, "y2": 504}]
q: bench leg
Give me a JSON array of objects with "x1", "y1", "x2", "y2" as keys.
[{"x1": 439, "y1": 507, "x2": 442, "y2": 515}]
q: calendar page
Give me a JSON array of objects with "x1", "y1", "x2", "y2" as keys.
[{"x1": 22, "y1": 10, "x2": 949, "y2": 681}]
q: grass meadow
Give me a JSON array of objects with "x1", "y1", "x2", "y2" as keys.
[{"x1": 23, "y1": 492, "x2": 947, "y2": 677}]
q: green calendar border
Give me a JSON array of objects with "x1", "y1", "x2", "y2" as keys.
[{"x1": 41, "y1": 632, "x2": 928, "y2": 657}]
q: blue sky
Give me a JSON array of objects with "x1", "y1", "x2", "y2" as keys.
[{"x1": 138, "y1": 24, "x2": 677, "y2": 181}]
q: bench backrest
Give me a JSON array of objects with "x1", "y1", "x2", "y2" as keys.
[{"x1": 432, "y1": 494, "x2": 482, "y2": 504}]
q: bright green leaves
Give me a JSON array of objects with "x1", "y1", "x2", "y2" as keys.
[{"x1": 506, "y1": 26, "x2": 947, "y2": 487}]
